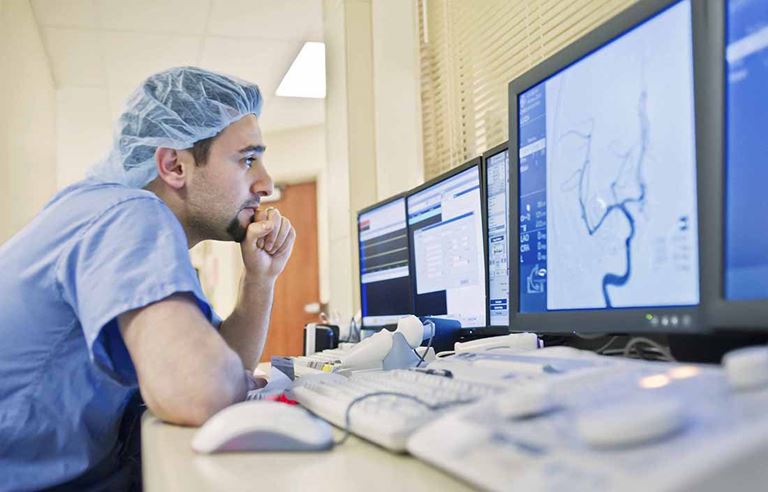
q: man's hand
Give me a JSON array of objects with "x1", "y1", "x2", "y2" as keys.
[{"x1": 241, "y1": 207, "x2": 296, "y2": 280}]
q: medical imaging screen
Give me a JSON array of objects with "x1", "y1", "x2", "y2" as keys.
[
  {"x1": 408, "y1": 166, "x2": 487, "y2": 328},
  {"x1": 486, "y1": 149, "x2": 510, "y2": 325},
  {"x1": 724, "y1": 0, "x2": 768, "y2": 300},
  {"x1": 517, "y1": 0, "x2": 700, "y2": 312},
  {"x1": 358, "y1": 198, "x2": 413, "y2": 327}
]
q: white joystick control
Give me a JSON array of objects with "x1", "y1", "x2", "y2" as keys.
[
  {"x1": 722, "y1": 345, "x2": 768, "y2": 391},
  {"x1": 577, "y1": 399, "x2": 684, "y2": 449},
  {"x1": 495, "y1": 384, "x2": 555, "y2": 419}
]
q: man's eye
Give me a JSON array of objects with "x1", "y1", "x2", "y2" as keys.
[{"x1": 244, "y1": 157, "x2": 256, "y2": 168}]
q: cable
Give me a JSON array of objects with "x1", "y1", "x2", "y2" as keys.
[
  {"x1": 333, "y1": 391, "x2": 474, "y2": 446},
  {"x1": 413, "y1": 320, "x2": 436, "y2": 368},
  {"x1": 622, "y1": 337, "x2": 674, "y2": 361},
  {"x1": 571, "y1": 332, "x2": 610, "y2": 340},
  {"x1": 594, "y1": 335, "x2": 620, "y2": 354}
]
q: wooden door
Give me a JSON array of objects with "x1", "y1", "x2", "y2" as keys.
[{"x1": 260, "y1": 181, "x2": 321, "y2": 361}]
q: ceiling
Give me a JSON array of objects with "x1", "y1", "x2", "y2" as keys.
[{"x1": 30, "y1": 0, "x2": 325, "y2": 133}]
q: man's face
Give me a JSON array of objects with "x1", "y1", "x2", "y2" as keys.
[{"x1": 183, "y1": 114, "x2": 274, "y2": 243}]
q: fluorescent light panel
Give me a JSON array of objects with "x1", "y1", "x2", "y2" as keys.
[{"x1": 276, "y1": 42, "x2": 326, "y2": 98}]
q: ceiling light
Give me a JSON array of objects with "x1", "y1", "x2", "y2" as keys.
[{"x1": 276, "y1": 42, "x2": 326, "y2": 98}]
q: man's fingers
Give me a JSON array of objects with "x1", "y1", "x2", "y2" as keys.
[
  {"x1": 273, "y1": 227, "x2": 296, "y2": 257},
  {"x1": 246, "y1": 220, "x2": 273, "y2": 243},
  {"x1": 262, "y1": 208, "x2": 283, "y2": 251},
  {"x1": 268, "y1": 218, "x2": 292, "y2": 254}
]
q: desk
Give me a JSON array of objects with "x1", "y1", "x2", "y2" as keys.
[{"x1": 141, "y1": 412, "x2": 472, "y2": 491}]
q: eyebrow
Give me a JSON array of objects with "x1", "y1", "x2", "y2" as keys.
[{"x1": 238, "y1": 145, "x2": 266, "y2": 155}]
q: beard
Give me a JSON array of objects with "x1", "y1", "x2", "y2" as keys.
[{"x1": 226, "y1": 215, "x2": 249, "y2": 243}]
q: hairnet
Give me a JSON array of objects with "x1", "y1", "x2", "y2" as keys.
[{"x1": 87, "y1": 66, "x2": 263, "y2": 188}]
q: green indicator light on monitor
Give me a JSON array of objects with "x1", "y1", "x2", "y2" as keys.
[{"x1": 645, "y1": 314, "x2": 654, "y2": 321}]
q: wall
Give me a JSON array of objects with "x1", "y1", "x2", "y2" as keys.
[
  {"x1": 322, "y1": 0, "x2": 423, "y2": 318},
  {"x1": 323, "y1": 0, "x2": 380, "y2": 320},
  {"x1": 0, "y1": 0, "x2": 57, "y2": 243},
  {"x1": 371, "y1": 0, "x2": 423, "y2": 200},
  {"x1": 55, "y1": 87, "x2": 112, "y2": 188}
]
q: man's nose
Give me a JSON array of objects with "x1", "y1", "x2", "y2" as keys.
[{"x1": 251, "y1": 169, "x2": 274, "y2": 198}]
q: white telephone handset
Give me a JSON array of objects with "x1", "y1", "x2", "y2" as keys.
[{"x1": 340, "y1": 316, "x2": 430, "y2": 370}]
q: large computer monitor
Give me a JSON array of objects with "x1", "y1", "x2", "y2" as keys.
[
  {"x1": 407, "y1": 159, "x2": 487, "y2": 328},
  {"x1": 509, "y1": 0, "x2": 707, "y2": 333},
  {"x1": 705, "y1": 0, "x2": 768, "y2": 330},
  {"x1": 357, "y1": 194, "x2": 413, "y2": 329},
  {"x1": 483, "y1": 143, "x2": 510, "y2": 327}
]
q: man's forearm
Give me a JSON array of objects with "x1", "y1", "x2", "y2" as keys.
[{"x1": 219, "y1": 275, "x2": 276, "y2": 370}]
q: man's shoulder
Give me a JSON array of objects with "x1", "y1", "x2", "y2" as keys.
[
  {"x1": 38, "y1": 179, "x2": 180, "y2": 241},
  {"x1": 49, "y1": 179, "x2": 162, "y2": 210}
]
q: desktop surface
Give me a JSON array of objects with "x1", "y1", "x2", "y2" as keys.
[{"x1": 141, "y1": 411, "x2": 471, "y2": 492}]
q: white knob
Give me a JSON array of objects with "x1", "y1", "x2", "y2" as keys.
[
  {"x1": 722, "y1": 346, "x2": 768, "y2": 391},
  {"x1": 395, "y1": 315, "x2": 426, "y2": 348},
  {"x1": 495, "y1": 385, "x2": 555, "y2": 419},
  {"x1": 577, "y1": 399, "x2": 684, "y2": 449}
]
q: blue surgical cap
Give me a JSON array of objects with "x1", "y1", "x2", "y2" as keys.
[{"x1": 88, "y1": 66, "x2": 263, "y2": 188}]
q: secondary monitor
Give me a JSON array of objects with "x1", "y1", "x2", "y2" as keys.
[
  {"x1": 510, "y1": 0, "x2": 704, "y2": 333},
  {"x1": 724, "y1": 0, "x2": 768, "y2": 301},
  {"x1": 703, "y1": 0, "x2": 768, "y2": 331},
  {"x1": 484, "y1": 143, "x2": 510, "y2": 327},
  {"x1": 407, "y1": 160, "x2": 487, "y2": 328},
  {"x1": 358, "y1": 195, "x2": 413, "y2": 329}
]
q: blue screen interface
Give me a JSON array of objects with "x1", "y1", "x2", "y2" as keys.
[
  {"x1": 725, "y1": 0, "x2": 768, "y2": 300},
  {"x1": 518, "y1": 0, "x2": 699, "y2": 313}
]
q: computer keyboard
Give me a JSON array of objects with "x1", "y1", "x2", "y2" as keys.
[
  {"x1": 407, "y1": 355, "x2": 768, "y2": 492},
  {"x1": 289, "y1": 369, "x2": 503, "y2": 451},
  {"x1": 290, "y1": 346, "x2": 768, "y2": 490}
]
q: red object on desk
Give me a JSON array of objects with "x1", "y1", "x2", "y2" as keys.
[{"x1": 268, "y1": 392, "x2": 298, "y2": 405}]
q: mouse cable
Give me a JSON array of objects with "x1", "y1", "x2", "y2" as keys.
[{"x1": 333, "y1": 391, "x2": 474, "y2": 446}]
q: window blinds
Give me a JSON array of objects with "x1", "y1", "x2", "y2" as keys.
[{"x1": 419, "y1": 0, "x2": 637, "y2": 179}]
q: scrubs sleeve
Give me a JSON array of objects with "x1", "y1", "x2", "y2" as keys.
[{"x1": 57, "y1": 196, "x2": 217, "y2": 383}]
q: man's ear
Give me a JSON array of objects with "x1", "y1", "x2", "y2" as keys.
[{"x1": 154, "y1": 147, "x2": 189, "y2": 189}]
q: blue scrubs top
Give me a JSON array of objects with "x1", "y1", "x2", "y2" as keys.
[{"x1": 0, "y1": 179, "x2": 220, "y2": 490}]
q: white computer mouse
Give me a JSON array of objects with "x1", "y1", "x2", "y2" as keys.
[{"x1": 192, "y1": 401, "x2": 333, "y2": 453}]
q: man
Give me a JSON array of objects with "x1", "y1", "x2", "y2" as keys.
[{"x1": 0, "y1": 67, "x2": 295, "y2": 490}]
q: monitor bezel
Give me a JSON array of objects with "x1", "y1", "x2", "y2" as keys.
[
  {"x1": 507, "y1": 0, "x2": 711, "y2": 334},
  {"x1": 406, "y1": 157, "x2": 489, "y2": 329},
  {"x1": 356, "y1": 192, "x2": 413, "y2": 330},
  {"x1": 704, "y1": 0, "x2": 768, "y2": 332},
  {"x1": 482, "y1": 141, "x2": 511, "y2": 330}
]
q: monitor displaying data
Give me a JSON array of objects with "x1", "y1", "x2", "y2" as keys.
[
  {"x1": 407, "y1": 164, "x2": 487, "y2": 328},
  {"x1": 517, "y1": 0, "x2": 700, "y2": 313},
  {"x1": 725, "y1": 0, "x2": 768, "y2": 300},
  {"x1": 358, "y1": 197, "x2": 413, "y2": 327},
  {"x1": 486, "y1": 148, "x2": 510, "y2": 326}
]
